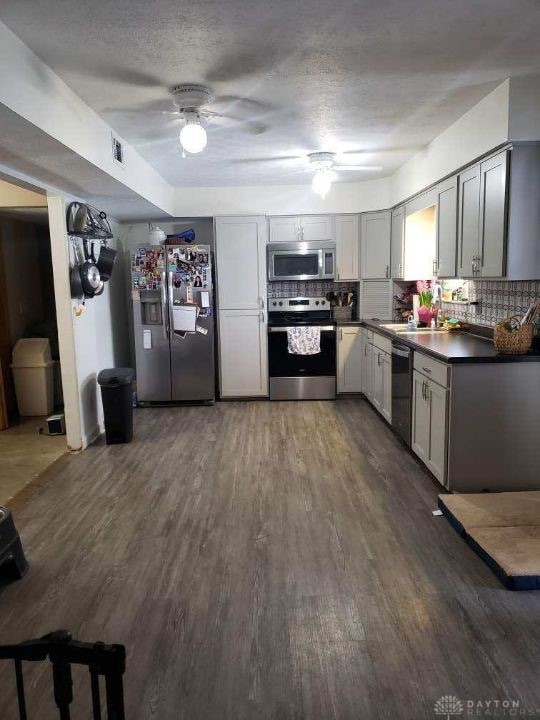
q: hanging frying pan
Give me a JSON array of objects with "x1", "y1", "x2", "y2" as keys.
[
  {"x1": 79, "y1": 240, "x2": 101, "y2": 298},
  {"x1": 91, "y1": 242, "x2": 105, "y2": 295},
  {"x1": 70, "y1": 264, "x2": 84, "y2": 299}
]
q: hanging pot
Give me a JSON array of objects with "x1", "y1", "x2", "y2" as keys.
[
  {"x1": 79, "y1": 240, "x2": 101, "y2": 298},
  {"x1": 96, "y1": 243, "x2": 117, "y2": 281},
  {"x1": 94, "y1": 280, "x2": 105, "y2": 296},
  {"x1": 70, "y1": 264, "x2": 84, "y2": 299}
]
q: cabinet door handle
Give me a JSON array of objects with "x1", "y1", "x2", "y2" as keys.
[
  {"x1": 259, "y1": 311, "x2": 265, "y2": 323},
  {"x1": 385, "y1": 265, "x2": 389, "y2": 278},
  {"x1": 433, "y1": 258, "x2": 438, "y2": 276},
  {"x1": 421, "y1": 380, "x2": 426, "y2": 400},
  {"x1": 422, "y1": 366, "x2": 432, "y2": 374},
  {"x1": 340, "y1": 328, "x2": 343, "y2": 341},
  {"x1": 398, "y1": 262, "x2": 402, "y2": 277}
]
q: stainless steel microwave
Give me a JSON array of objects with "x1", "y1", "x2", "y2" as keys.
[{"x1": 267, "y1": 241, "x2": 336, "y2": 281}]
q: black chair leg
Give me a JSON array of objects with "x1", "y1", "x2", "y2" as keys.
[{"x1": 8, "y1": 538, "x2": 29, "y2": 579}]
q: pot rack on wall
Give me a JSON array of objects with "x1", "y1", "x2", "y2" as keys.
[{"x1": 66, "y1": 203, "x2": 116, "y2": 305}]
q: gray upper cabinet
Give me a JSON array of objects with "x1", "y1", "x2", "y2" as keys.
[
  {"x1": 268, "y1": 216, "x2": 300, "y2": 243},
  {"x1": 390, "y1": 206, "x2": 405, "y2": 279},
  {"x1": 457, "y1": 164, "x2": 481, "y2": 278},
  {"x1": 300, "y1": 215, "x2": 334, "y2": 241},
  {"x1": 360, "y1": 210, "x2": 391, "y2": 279},
  {"x1": 268, "y1": 215, "x2": 334, "y2": 243},
  {"x1": 435, "y1": 176, "x2": 458, "y2": 278},
  {"x1": 458, "y1": 149, "x2": 507, "y2": 279},
  {"x1": 505, "y1": 144, "x2": 540, "y2": 280},
  {"x1": 479, "y1": 151, "x2": 507, "y2": 278},
  {"x1": 335, "y1": 214, "x2": 360, "y2": 281}
]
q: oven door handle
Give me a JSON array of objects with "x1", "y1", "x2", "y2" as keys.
[{"x1": 268, "y1": 326, "x2": 335, "y2": 332}]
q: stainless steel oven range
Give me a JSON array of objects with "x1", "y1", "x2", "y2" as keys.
[{"x1": 268, "y1": 296, "x2": 336, "y2": 400}]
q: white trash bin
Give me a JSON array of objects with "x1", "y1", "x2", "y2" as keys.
[{"x1": 10, "y1": 338, "x2": 55, "y2": 416}]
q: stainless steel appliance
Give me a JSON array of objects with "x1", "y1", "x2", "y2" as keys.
[
  {"x1": 268, "y1": 296, "x2": 336, "y2": 400},
  {"x1": 131, "y1": 244, "x2": 214, "y2": 403},
  {"x1": 267, "y1": 241, "x2": 335, "y2": 281},
  {"x1": 391, "y1": 340, "x2": 413, "y2": 445}
]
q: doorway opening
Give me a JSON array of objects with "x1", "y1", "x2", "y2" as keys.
[{"x1": 0, "y1": 204, "x2": 67, "y2": 506}]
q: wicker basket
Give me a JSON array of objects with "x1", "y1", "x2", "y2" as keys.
[
  {"x1": 332, "y1": 306, "x2": 353, "y2": 321},
  {"x1": 493, "y1": 316, "x2": 534, "y2": 354}
]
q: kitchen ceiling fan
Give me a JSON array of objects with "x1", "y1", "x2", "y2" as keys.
[
  {"x1": 235, "y1": 151, "x2": 383, "y2": 197},
  {"x1": 161, "y1": 84, "x2": 269, "y2": 155}
]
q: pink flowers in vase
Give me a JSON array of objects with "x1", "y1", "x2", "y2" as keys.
[{"x1": 416, "y1": 280, "x2": 437, "y2": 325}]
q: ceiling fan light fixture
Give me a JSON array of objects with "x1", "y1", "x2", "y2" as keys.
[
  {"x1": 312, "y1": 168, "x2": 335, "y2": 198},
  {"x1": 179, "y1": 114, "x2": 207, "y2": 154}
]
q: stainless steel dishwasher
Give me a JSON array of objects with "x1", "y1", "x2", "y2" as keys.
[{"x1": 391, "y1": 341, "x2": 413, "y2": 446}]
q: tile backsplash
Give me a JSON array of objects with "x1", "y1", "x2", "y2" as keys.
[
  {"x1": 441, "y1": 280, "x2": 540, "y2": 331},
  {"x1": 267, "y1": 280, "x2": 357, "y2": 298}
]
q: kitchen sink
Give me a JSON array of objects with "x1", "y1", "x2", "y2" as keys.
[{"x1": 380, "y1": 323, "x2": 447, "y2": 334}]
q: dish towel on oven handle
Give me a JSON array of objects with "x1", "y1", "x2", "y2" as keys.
[{"x1": 287, "y1": 326, "x2": 321, "y2": 355}]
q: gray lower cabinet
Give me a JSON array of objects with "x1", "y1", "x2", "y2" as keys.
[
  {"x1": 412, "y1": 368, "x2": 448, "y2": 485},
  {"x1": 337, "y1": 326, "x2": 363, "y2": 393},
  {"x1": 363, "y1": 331, "x2": 392, "y2": 424},
  {"x1": 361, "y1": 330, "x2": 373, "y2": 400},
  {"x1": 411, "y1": 349, "x2": 540, "y2": 492}
]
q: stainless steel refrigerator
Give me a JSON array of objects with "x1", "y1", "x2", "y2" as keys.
[{"x1": 131, "y1": 244, "x2": 215, "y2": 403}]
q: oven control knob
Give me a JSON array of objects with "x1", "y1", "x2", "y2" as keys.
[
  {"x1": 279, "y1": 301, "x2": 283, "y2": 306},
  {"x1": 272, "y1": 301, "x2": 277, "y2": 306},
  {"x1": 321, "y1": 300, "x2": 326, "y2": 305},
  {"x1": 315, "y1": 300, "x2": 320, "y2": 305}
]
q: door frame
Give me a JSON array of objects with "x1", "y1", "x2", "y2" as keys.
[{"x1": 0, "y1": 226, "x2": 14, "y2": 429}]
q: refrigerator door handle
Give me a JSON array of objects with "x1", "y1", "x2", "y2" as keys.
[
  {"x1": 161, "y1": 271, "x2": 169, "y2": 340},
  {"x1": 167, "y1": 271, "x2": 176, "y2": 341}
]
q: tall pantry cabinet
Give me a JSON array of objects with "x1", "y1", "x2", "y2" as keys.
[{"x1": 215, "y1": 216, "x2": 268, "y2": 397}]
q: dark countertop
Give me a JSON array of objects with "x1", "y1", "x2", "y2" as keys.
[{"x1": 342, "y1": 319, "x2": 540, "y2": 363}]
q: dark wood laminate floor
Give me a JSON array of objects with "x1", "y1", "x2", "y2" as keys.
[{"x1": 0, "y1": 400, "x2": 539, "y2": 719}]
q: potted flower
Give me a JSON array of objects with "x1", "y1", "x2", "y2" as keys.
[{"x1": 416, "y1": 280, "x2": 437, "y2": 326}]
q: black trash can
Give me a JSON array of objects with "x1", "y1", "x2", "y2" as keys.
[{"x1": 97, "y1": 368, "x2": 135, "y2": 444}]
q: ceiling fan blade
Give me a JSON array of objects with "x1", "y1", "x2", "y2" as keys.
[
  {"x1": 231, "y1": 156, "x2": 303, "y2": 165},
  {"x1": 336, "y1": 165, "x2": 384, "y2": 171},
  {"x1": 208, "y1": 113, "x2": 269, "y2": 135},
  {"x1": 213, "y1": 95, "x2": 271, "y2": 113},
  {"x1": 205, "y1": 50, "x2": 277, "y2": 84}
]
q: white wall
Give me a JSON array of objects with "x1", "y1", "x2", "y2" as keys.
[
  {"x1": 68, "y1": 221, "x2": 130, "y2": 447},
  {"x1": 173, "y1": 177, "x2": 391, "y2": 216},
  {"x1": 390, "y1": 81, "x2": 510, "y2": 206},
  {"x1": 508, "y1": 76, "x2": 540, "y2": 141},
  {"x1": 47, "y1": 195, "x2": 130, "y2": 450}
]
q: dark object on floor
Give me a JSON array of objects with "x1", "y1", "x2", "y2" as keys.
[
  {"x1": 97, "y1": 369, "x2": 135, "y2": 444},
  {"x1": 438, "y1": 492, "x2": 540, "y2": 591},
  {"x1": 0, "y1": 507, "x2": 28, "y2": 580},
  {"x1": 0, "y1": 629, "x2": 126, "y2": 720}
]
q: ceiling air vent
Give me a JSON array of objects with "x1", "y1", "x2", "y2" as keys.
[{"x1": 111, "y1": 135, "x2": 124, "y2": 166}]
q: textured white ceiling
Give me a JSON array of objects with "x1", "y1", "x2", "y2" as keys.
[{"x1": 2, "y1": 0, "x2": 540, "y2": 187}]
